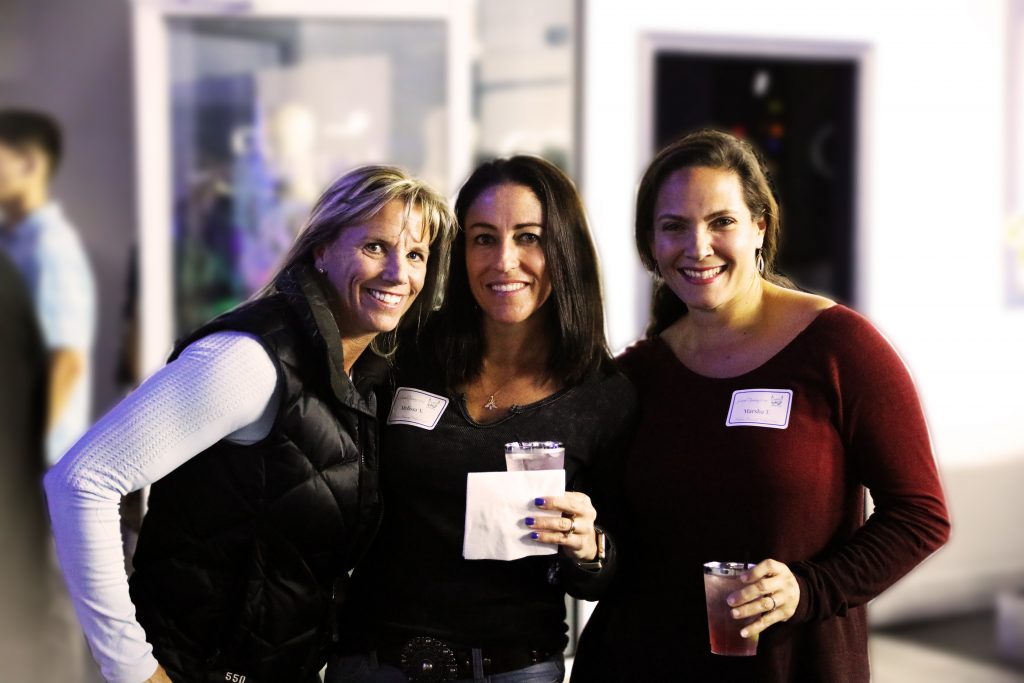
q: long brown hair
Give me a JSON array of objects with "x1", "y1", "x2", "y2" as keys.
[
  {"x1": 432, "y1": 155, "x2": 611, "y2": 389},
  {"x1": 635, "y1": 129, "x2": 791, "y2": 335}
]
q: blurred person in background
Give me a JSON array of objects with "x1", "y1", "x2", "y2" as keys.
[
  {"x1": 330, "y1": 156, "x2": 636, "y2": 683},
  {"x1": 0, "y1": 249, "x2": 53, "y2": 681},
  {"x1": 45, "y1": 166, "x2": 455, "y2": 683},
  {"x1": 0, "y1": 108, "x2": 97, "y2": 467},
  {"x1": 0, "y1": 108, "x2": 97, "y2": 683},
  {"x1": 571, "y1": 130, "x2": 950, "y2": 682}
]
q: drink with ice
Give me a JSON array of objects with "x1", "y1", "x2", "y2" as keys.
[
  {"x1": 703, "y1": 561, "x2": 758, "y2": 656},
  {"x1": 504, "y1": 441, "x2": 564, "y2": 471}
]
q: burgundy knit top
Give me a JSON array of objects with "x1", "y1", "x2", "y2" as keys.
[{"x1": 572, "y1": 305, "x2": 950, "y2": 682}]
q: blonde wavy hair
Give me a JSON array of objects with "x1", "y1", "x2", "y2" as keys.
[{"x1": 264, "y1": 164, "x2": 456, "y2": 355}]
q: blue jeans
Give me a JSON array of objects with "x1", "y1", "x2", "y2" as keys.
[{"x1": 326, "y1": 652, "x2": 565, "y2": 683}]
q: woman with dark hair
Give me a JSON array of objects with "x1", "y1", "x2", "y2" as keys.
[
  {"x1": 571, "y1": 129, "x2": 950, "y2": 682},
  {"x1": 329, "y1": 156, "x2": 636, "y2": 683},
  {"x1": 44, "y1": 166, "x2": 455, "y2": 683}
]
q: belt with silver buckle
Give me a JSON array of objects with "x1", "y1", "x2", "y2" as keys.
[{"x1": 372, "y1": 636, "x2": 555, "y2": 682}]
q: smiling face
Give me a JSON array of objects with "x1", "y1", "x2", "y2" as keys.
[
  {"x1": 651, "y1": 166, "x2": 765, "y2": 313},
  {"x1": 464, "y1": 183, "x2": 553, "y2": 326},
  {"x1": 314, "y1": 198, "x2": 429, "y2": 340}
]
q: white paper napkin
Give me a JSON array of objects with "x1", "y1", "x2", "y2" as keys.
[{"x1": 463, "y1": 469, "x2": 565, "y2": 561}]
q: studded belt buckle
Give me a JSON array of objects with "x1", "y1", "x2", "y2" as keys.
[{"x1": 399, "y1": 636, "x2": 459, "y2": 682}]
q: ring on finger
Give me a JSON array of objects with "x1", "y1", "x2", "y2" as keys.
[
  {"x1": 763, "y1": 594, "x2": 777, "y2": 613},
  {"x1": 562, "y1": 516, "x2": 577, "y2": 537}
]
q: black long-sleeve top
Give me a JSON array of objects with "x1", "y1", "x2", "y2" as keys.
[{"x1": 340, "y1": 356, "x2": 637, "y2": 653}]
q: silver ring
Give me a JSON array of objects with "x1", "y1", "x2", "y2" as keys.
[
  {"x1": 764, "y1": 594, "x2": 777, "y2": 613},
  {"x1": 563, "y1": 516, "x2": 576, "y2": 536}
]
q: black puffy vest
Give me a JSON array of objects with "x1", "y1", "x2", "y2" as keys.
[{"x1": 128, "y1": 265, "x2": 386, "y2": 682}]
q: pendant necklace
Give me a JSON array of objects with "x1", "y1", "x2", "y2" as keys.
[{"x1": 482, "y1": 373, "x2": 517, "y2": 411}]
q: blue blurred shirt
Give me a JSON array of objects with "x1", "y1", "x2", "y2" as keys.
[{"x1": 1, "y1": 202, "x2": 96, "y2": 465}]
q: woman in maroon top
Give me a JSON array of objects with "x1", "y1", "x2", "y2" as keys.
[{"x1": 571, "y1": 130, "x2": 950, "y2": 682}]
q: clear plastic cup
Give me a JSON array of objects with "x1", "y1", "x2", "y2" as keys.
[
  {"x1": 703, "y1": 561, "x2": 758, "y2": 656},
  {"x1": 504, "y1": 441, "x2": 565, "y2": 471}
]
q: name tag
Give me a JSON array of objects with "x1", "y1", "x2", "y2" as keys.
[
  {"x1": 725, "y1": 389, "x2": 793, "y2": 429},
  {"x1": 387, "y1": 387, "x2": 449, "y2": 430}
]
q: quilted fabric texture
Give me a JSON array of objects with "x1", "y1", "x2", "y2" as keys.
[{"x1": 129, "y1": 264, "x2": 386, "y2": 682}]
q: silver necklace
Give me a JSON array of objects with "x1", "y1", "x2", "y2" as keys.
[{"x1": 482, "y1": 374, "x2": 516, "y2": 410}]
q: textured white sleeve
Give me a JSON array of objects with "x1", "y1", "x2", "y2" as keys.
[{"x1": 43, "y1": 331, "x2": 280, "y2": 683}]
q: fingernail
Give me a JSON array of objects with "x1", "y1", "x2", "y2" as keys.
[
  {"x1": 727, "y1": 594, "x2": 737, "y2": 606},
  {"x1": 731, "y1": 608, "x2": 740, "y2": 619},
  {"x1": 525, "y1": 517, "x2": 535, "y2": 526},
  {"x1": 534, "y1": 498, "x2": 545, "y2": 506},
  {"x1": 740, "y1": 629, "x2": 749, "y2": 638},
  {"x1": 741, "y1": 573, "x2": 749, "y2": 582},
  {"x1": 530, "y1": 532, "x2": 540, "y2": 540}
]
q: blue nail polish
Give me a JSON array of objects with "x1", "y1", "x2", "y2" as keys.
[
  {"x1": 525, "y1": 517, "x2": 535, "y2": 526},
  {"x1": 530, "y1": 532, "x2": 539, "y2": 540},
  {"x1": 534, "y1": 498, "x2": 545, "y2": 506}
]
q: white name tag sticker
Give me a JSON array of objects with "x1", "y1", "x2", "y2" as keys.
[
  {"x1": 725, "y1": 389, "x2": 793, "y2": 429},
  {"x1": 387, "y1": 387, "x2": 449, "y2": 430}
]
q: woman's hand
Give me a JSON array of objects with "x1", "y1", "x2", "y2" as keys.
[
  {"x1": 726, "y1": 558, "x2": 800, "y2": 639},
  {"x1": 526, "y1": 493, "x2": 599, "y2": 562},
  {"x1": 143, "y1": 663, "x2": 174, "y2": 683}
]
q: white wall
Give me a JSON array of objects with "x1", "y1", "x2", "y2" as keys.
[
  {"x1": 582, "y1": 0, "x2": 1024, "y2": 619},
  {"x1": 869, "y1": 456, "x2": 1024, "y2": 625}
]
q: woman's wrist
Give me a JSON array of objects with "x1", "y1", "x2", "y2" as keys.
[{"x1": 575, "y1": 525, "x2": 606, "y2": 571}]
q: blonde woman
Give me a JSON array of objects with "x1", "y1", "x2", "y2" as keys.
[{"x1": 45, "y1": 166, "x2": 455, "y2": 683}]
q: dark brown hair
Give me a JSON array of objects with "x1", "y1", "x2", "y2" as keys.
[
  {"x1": 0, "y1": 109, "x2": 63, "y2": 176},
  {"x1": 636, "y1": 129, "x2": 790, "y2": 335},
  {"x1": 432, "y1": 155, "x2": 610, "y2": 389}
]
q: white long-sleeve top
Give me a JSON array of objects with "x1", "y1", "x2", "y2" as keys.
[{"x1": 44, "y1": 331, "x2": 281, "y2": 683}]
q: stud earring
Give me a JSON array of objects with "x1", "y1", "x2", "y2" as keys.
[{"x1": 317, "y1": 264, "x2": 327, "y2": 275}]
